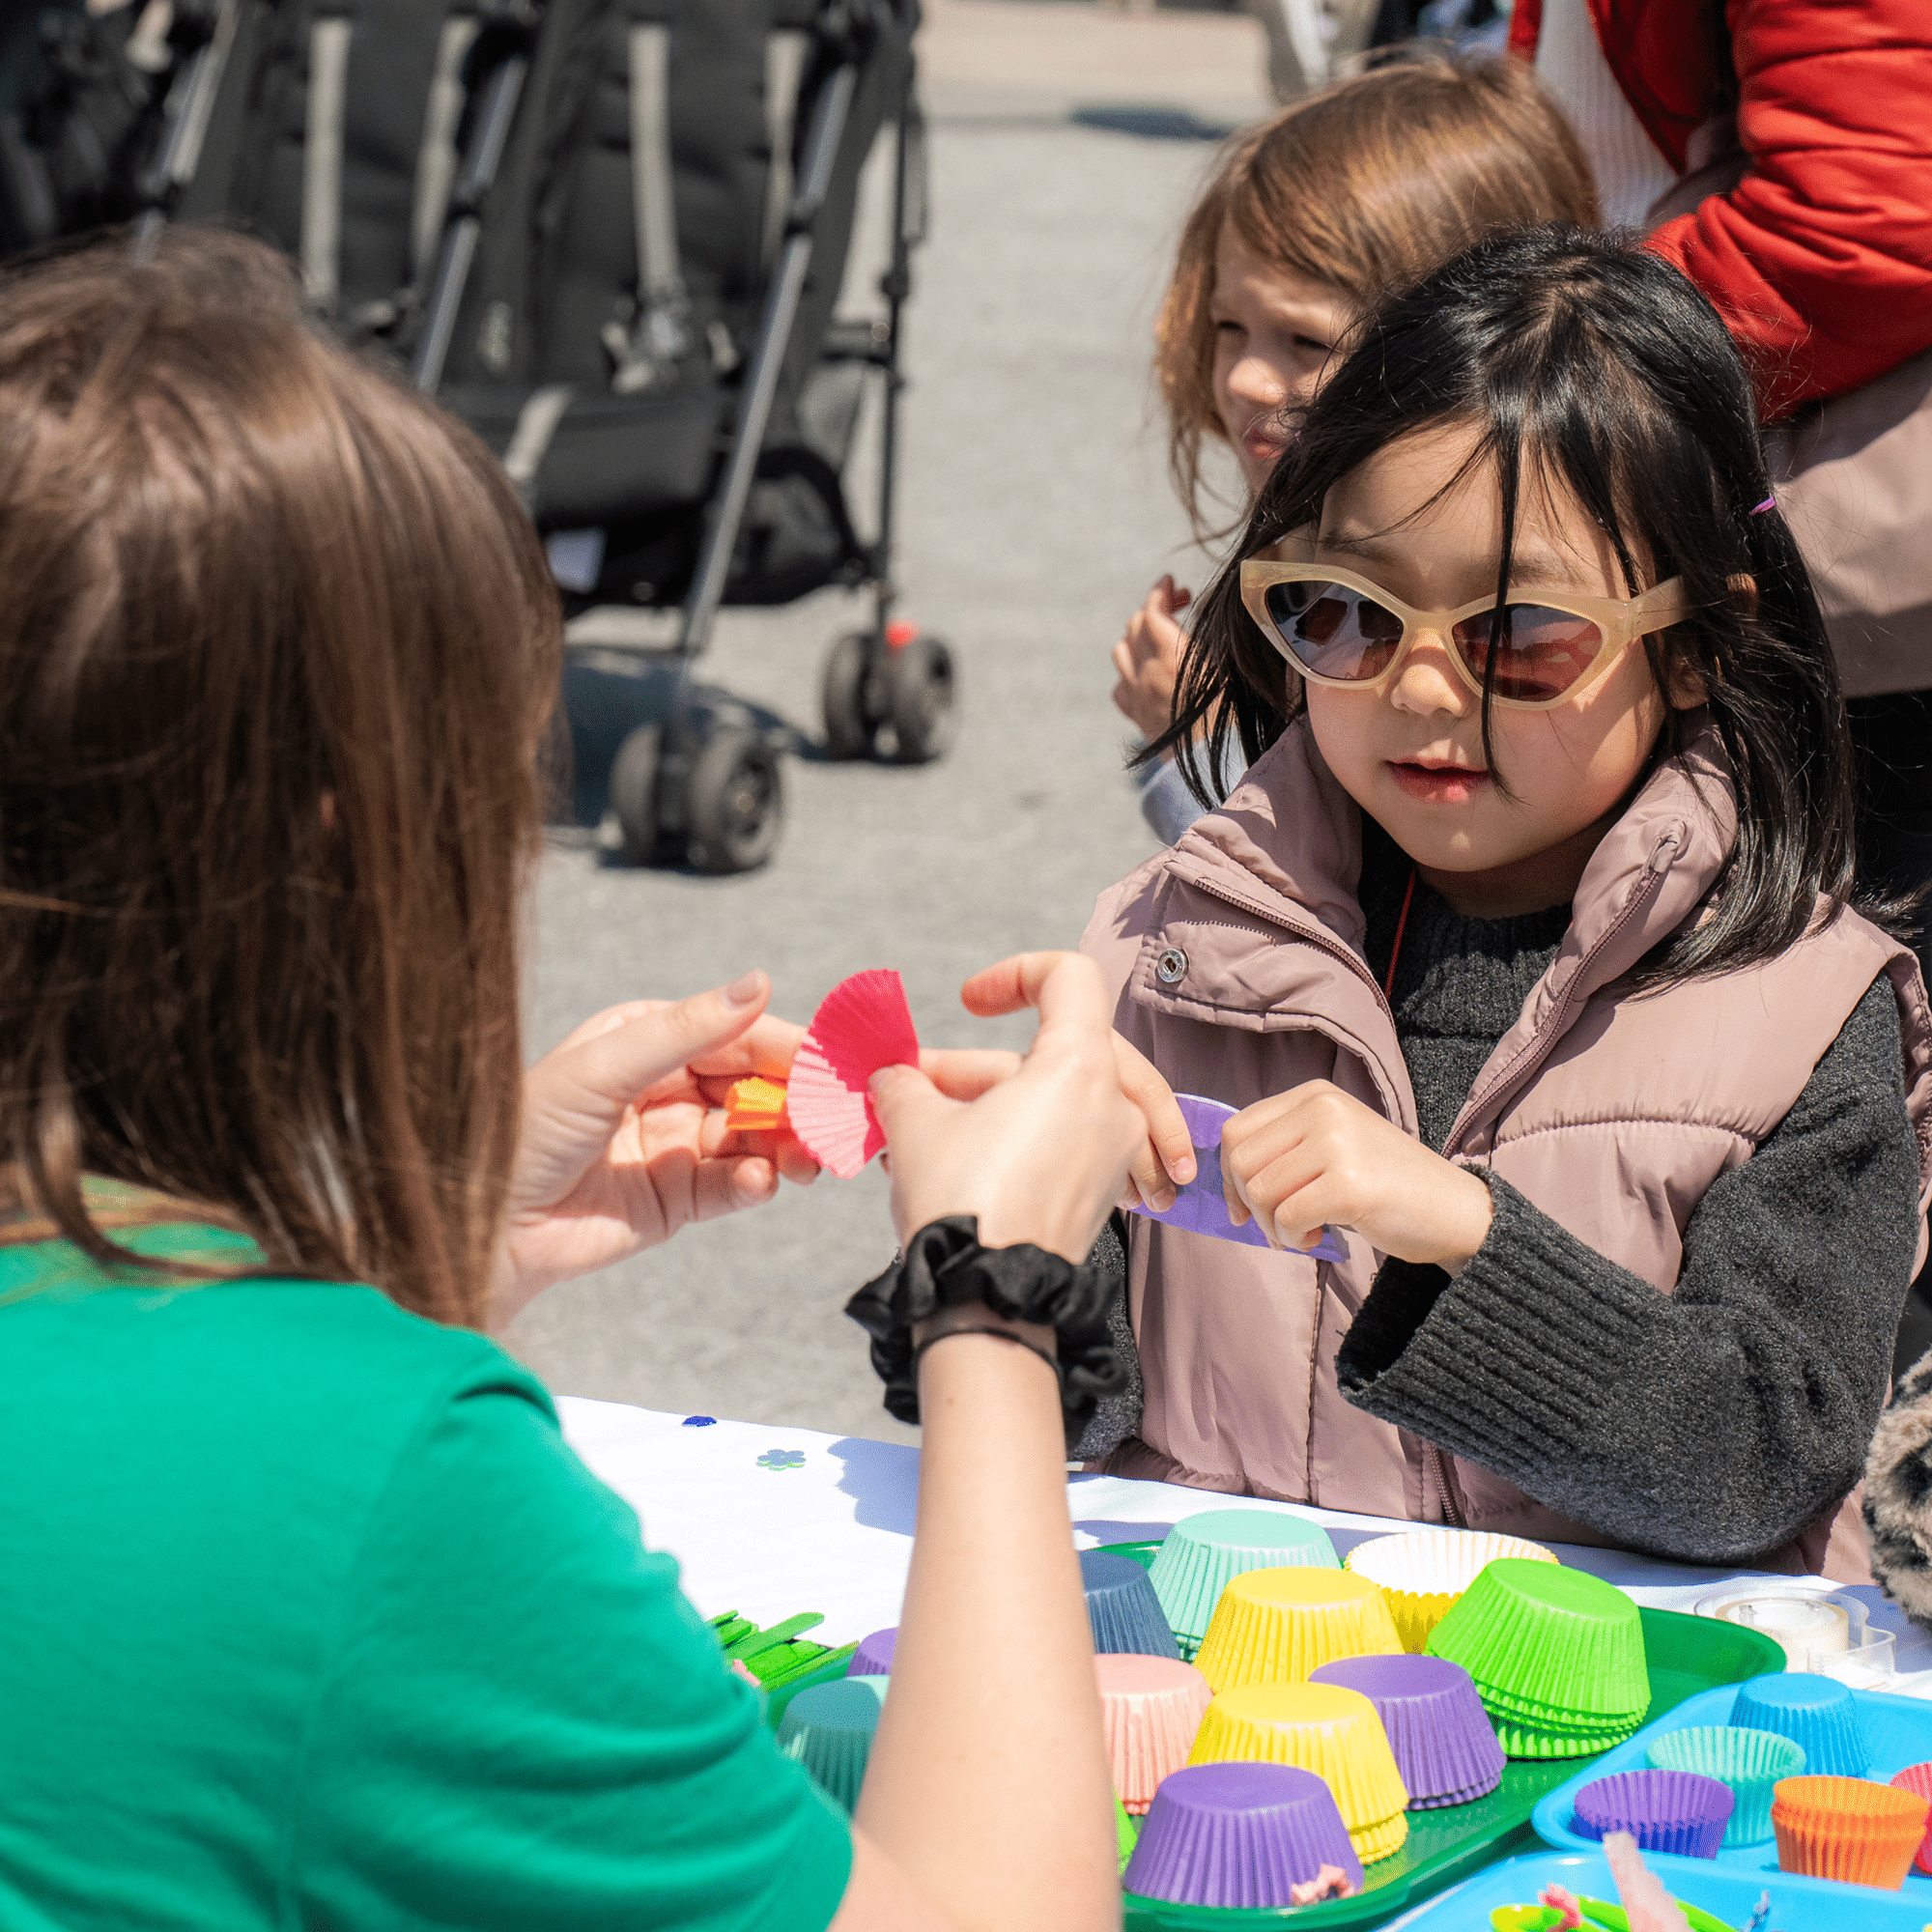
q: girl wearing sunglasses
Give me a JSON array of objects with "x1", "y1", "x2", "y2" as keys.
[{"x1": 1083, "y1": 226, "x2": 1932, "y2": 1577}]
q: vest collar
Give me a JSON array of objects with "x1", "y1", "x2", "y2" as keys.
[{"x1": 1164, "y1": 709, "x2": 1736, "y2": 1009}]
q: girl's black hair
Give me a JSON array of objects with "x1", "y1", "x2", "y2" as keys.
[{"x1": 1149, "y1": 223, "x2": 1905, "y2": 986}]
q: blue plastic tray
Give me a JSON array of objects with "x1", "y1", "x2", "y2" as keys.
[
  {"x1": 1531, "y1": 1679, "x2": 1932, "y2": 1890},
  {"x1": 1378, "y1": 1848, "x2": 1932, "y2": 1930}
]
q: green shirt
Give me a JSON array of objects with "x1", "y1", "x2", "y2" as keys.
[{"x1": 0, "y1": 1224, "x2": 852, "y2": 1930}]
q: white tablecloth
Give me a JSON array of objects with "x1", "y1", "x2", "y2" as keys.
[{"x1": 557, "y1": 1397, "x2": 1932, "y2": 1694}]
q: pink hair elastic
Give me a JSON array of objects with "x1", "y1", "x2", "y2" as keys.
[{"x1": 1751, "y1": 496, "x2": 1776, "y2": 514}]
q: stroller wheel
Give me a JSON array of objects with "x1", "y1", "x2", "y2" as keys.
[
  {"x1": 610, "y1": 724, "x2": 665, "y2": 865},
  {"x1": 821, "y1": 631, "x2": 879, "y2": 760},
  {"x1": 882, "y1": 634, "x2": 957, "y2": 765},
  {"x1": 685, "y1": 726, "x2": 784, "y2": 875}
]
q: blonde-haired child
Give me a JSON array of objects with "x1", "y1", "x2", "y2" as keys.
[{"x1": 1113, "y1": 54, "x2": 1599, "y2": 841}]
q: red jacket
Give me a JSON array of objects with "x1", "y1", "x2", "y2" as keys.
[{"x1": 1510, "y1": 0, "x2": 1932, "y2": 416}]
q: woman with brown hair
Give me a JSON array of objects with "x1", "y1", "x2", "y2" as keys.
[
  {"x1": 1112, "y1": 53, "x2": 1599, "y2": 841},
  {"x1": 0, "y1": 228, "x2": 1145, "y2": 1932}
]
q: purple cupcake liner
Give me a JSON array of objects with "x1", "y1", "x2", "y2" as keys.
[
  {"x1": 1123, "y1": 1761, "x2": 1365, "y2": 1908},
  {"x1": 1310, "y1": 1653, "x2": 1506, "y2": 1808},
  {"x1": 846, "y1": 1627, "x2": 896, "y2": 1677},
  {"x1": 1730, "y1": 1672, "x2": 1870, "y2": 1778},
  {"x1": 1407, "y1": 1766, "x2": 1505, "y2": 1809},
  {"x1": 1572, "y1": 1769, "x2": 1734, "y2": 1860},
  {"x1": 1081, "y1": 1549, "x2": 1181, "y2": 1660}
]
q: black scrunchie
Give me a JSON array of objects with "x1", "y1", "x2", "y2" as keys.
[{"x1": 844, "y1": 1215, "x2": 1126, "y2": 1452}]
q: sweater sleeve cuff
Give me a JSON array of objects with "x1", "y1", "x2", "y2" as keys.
[{"x1": 1335, "y1": 1173, "x2": 1642, "y2": 1471}]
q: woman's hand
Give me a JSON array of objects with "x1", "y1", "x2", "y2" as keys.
[
  {"x1": 867, "y1": 953, "x2": 1144, "y2": 1263},
  {"x1": 1109, "y1": 1032, "x2": 1197, "y2": 1211},
  {"x1": 913, "y1": 1027, "x2": 1196, "y2": 1216},
  {"x1": 1111, "y1": 575, "x2": 1191, "y2": 744},
  {"x1": 488, "y1": 970, "x2": 817, "y2": 1327},
  {"x1": 1221, "y1": 1080, "x2": 1494, "y2": 1268}
]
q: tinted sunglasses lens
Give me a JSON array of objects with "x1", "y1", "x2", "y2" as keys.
[
  {"x1": 1263, "y1": 581, "x2": 1405, "y2": 680},
  {"x1": 1451, "y1": 604, "x2": 1605, "y2": 702}
]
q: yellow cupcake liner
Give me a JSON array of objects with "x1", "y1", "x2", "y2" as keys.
[
  {"x1": 1195, "y1": 1567, "x2": 1403, "y2": 1691},
  {"x1": 1350, "y1": 1807, "x2": 1410, "y2": 1865},
  {"x1": 1344, "y1": 1531, "x2": 1558, "y2": 1653},
  {"x1": 1187, "y1": 1682, "x2": 1410, "y2": 1838}
]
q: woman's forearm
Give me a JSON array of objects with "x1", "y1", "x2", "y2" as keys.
[{"x1": 853, "y1": 1329, "x2": 1118, "y2": 1932}]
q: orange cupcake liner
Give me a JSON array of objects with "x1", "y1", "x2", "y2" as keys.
[
  {"x1": 724, "y1": 1075, "x2": 789, "y2": 1132},
  {"x1": 1772, "y1": 1775, "x2": 1928, "y2": 1889}
]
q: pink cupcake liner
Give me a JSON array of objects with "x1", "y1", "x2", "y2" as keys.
[
  {"x1": 786, "y1": 970, "x2": 920, "y2": 1179},
  {"x1": 1098, "y1": 1655, "x2": 1215, "y2": 1813}
]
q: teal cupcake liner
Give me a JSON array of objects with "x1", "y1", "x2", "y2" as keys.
[
  {"x1": 776, "y1": 1675, "x2": 890, "y2": 1812},
  {"x1": 1149, "y1": 1510, "x2": 1341, "y2": 1644},
  {"x1": 1645, "y1": 1724, "x2": 1805, "y2": 1847}
]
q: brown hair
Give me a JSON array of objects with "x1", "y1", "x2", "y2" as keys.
[
  {"x1": 1157, "y1": 52, "x2": 1599, "y2": 530},
  {"x1": 0, "y1": 229, "x2": 562, "y2": 1324}
]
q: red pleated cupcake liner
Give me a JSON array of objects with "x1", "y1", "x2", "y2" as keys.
[{"x1": 786, "y1": 969, "x2": 920, "y2": 1179}]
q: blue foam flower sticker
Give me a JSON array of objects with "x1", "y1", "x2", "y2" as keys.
[{"x1": 756, "y1": 1448, "x2": 806, "y2": 1470}]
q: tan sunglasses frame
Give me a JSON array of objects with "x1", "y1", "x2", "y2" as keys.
[{"x1": 1238, "y1": 552, "x2": 1690, "y2": 711}]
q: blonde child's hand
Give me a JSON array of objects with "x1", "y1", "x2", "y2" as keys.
[
  {"x1": 1111, "y1": 575, "x2": 1192, "y2": 744},
  {"x1": 1220, "y1": 1081, "x2": 1494, "y2": 1269}
]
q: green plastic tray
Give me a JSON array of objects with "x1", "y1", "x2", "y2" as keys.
[{"x1": 1093, "y1": 1540, "x2": 1785, "y2": 1931}]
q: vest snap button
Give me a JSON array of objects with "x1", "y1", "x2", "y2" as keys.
[{"x1": 1155, "y1": 946, "x2": 1188, "y2": 985}]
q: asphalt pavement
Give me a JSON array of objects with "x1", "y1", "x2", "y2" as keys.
[{"x1": 502, "y1": 0, "x2": 1271, "y2": 1440}]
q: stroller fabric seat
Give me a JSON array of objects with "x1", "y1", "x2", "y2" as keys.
[{"x1": 444, "y1": 377, "x2": 724, "y2": 527}]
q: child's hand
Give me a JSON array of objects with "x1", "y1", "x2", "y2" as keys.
[
  {"x1": 1111, "y1": 575, "x2": 1192, "y2": 744},
  {"x1": 1220, "y1": 1081, "x2": 1494, "y2": 1269}
]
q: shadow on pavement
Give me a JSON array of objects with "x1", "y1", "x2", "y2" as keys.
[{"x1": 1070, "y1": 102, "x2": 1238, "y2": 140}]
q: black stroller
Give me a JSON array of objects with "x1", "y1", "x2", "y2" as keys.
[{"x1": 0, "y1": 0, "x2": 950, "y2": 873}]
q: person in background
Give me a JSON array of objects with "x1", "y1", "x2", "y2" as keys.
[
  {"x1": 0, "y1": 228, "x2": 1144, "y2": 1932},
  {"x1": 1090, "y1": 228, "x2": 1930, "y2": 1581},
  {"x1": 1110, "y1": 54, "x2": 1597, "y2": 846},
  {"x1": 1515, "y1": 0, "x2": 1932, "y2": 1371}
]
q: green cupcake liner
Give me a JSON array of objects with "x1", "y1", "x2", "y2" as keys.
[
  {"x1": 1493, "y1": 1714, "x2": 1643, "y2": 1760},
  {"x1": 1645, "y1": 1724, "x2": 1806, "y2": 1846},
  {"x1": 1427, "y1": 1560, "x2": 1646, "y2": 1718},
  {"x1": 1148, "y1": 1510, "x2": 1341, "y2": 1643},
  {"x1": 1475, "y1": 1679, "x2": 1648, "y2": 1727}
]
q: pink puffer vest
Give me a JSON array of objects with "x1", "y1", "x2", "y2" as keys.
[{"x1": 1082, "y1": 716, "x2": 1932, "y2": 1581}]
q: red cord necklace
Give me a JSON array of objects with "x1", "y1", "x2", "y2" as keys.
[{"x1": 1383, "y1": 866, "x2": 1417, "y2": 1002}]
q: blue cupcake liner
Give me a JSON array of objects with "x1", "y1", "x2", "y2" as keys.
[
  {"x1": 1082, "y1": 1549, "x2": 1181, "y2": 1660},
  {"x1": 1730, "y1": 1672, "x2": 1868, "y2": 1778}
]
